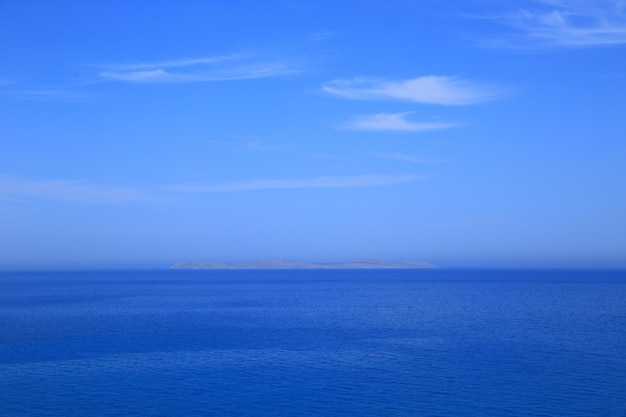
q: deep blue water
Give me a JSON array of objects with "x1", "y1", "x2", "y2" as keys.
[{"x1": 1, "y1": 269, "x2": 625, "y2": 416}]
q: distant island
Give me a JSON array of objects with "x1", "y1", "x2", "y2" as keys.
[{"x1": 169, "y1": 259, "x2": 436, "y2": 270}]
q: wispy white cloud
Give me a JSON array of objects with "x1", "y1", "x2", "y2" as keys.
[
  {"x1": 99, "y1": 55, "x2": 237, "y2": 71},
  {"x1": 164, "y1": 174, "x2": 423, "y2": 193},
  {"x1": 97, "y1": 54, "x2": 302, "y2": 84},
  {"x1": 310, "y1": 30, "x2": 333, "y2": 41},
  {"x1": 8, "y1": 90, "x2": 90, "y2": 102},
  {"x1": 0, "y1": 175, "x2": 163, "y2": 204},
  {"x1": 372, "y1": 152, "x2": 444, "y2": 164},
  {"x1": 99, "y1": 69, "x2": 182, "y2": 83},
  {"x1": 488, "y1": 0, "x2": 626, "y2": 48},
  {"x1": 243, "y1": 140, "x2": 288, "y2": 151},
  {"x1": 322, "y1": 76, "x2": 501, "y2": 105},
  {"x1": 343, "y1": 112, "x2": 456, "y2": 131}
]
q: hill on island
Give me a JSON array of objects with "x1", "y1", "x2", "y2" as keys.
[{"x1": 169, "y1": 259, "x2": 436, "y2": 270}]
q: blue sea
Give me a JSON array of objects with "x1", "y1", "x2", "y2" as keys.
[{"x1": 1, "y1": 269, "x2": 625, "y2": 416}]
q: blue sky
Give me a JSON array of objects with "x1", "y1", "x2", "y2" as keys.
[{"x1": 1, "y1": 0, "x2": 625, "y2": 269}]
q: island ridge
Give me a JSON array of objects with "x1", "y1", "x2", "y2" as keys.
[{"x1": 169, "y1": 259, "x2": 436, "y2": 270}]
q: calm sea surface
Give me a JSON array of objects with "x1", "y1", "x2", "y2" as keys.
[{"x1": 1, "y1": 269, "x2": 625, "y2": 416}]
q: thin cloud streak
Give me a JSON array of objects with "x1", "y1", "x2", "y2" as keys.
[
  {"x1": 164, "y1": 174, "x2": 424, "y2": 193},
  {"x1": 487, "y1": 0, "x2": 626, "y2": 48},
  {"x1": 6, "y1": 90, "x2": 90, "y2": 102},
  {"x1": 98, "y1": 55, "x2": 238, "y2": 71},
  {"x1": 0, "y1": 175, "x2": 164, "y2": 204},
  {"x1": 344, "y1": 112, "x2": 456, "y2": 131},
  {"x1": 98, "y1": 54, "x2": 302, "y2": 84},
  {"x1": 372, "y1": 152, "x2": 444, "y2": 164},
  {"x1": 322, "y1": 76, "x2": 501, "y2": 105}
]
